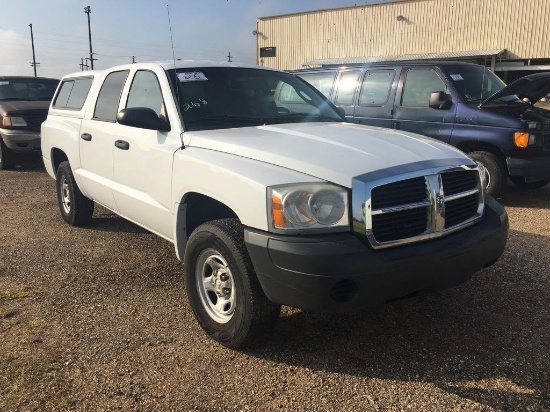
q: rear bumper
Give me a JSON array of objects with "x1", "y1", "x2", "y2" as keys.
[
  {"x1": 0, "y1": 128, "x2": 41, "y2": 153},
  {"x1": 507, "y1": 155, "x2": 550, "y2": 182},
  {"x1": 245, "y1": 196, "x2": 508, "y2": 313}
]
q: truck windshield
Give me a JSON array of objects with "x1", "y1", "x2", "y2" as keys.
[
  {"x1": 167, "y1": 67, "x2": 343, "y2": 131},
  {"x1": 442, "y1": 65, "x2": 517, "y2": 103},
  {"x1": 0, "y1": 78, "x2": 59, "y2": 101}
]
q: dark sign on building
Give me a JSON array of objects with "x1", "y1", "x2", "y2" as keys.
[{"x1": 260, "y1": 47, "x2": 277, "y2": 58}]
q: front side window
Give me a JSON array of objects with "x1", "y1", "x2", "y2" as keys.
[
  {"x1": 299, "y1": 72, "x2": 337, "y2": 97},
  {"x1": 442, "y1": 64, "x2": 510, "y2": 103},
  {"x1": 168, "y1": 67, "x2": 342, "y2": 131},
  {"x1": 0, "y1": 78, "x2": 59, "y2": 101},
  {"x1": 335, "y1": 71, "x2": 360, "y2": 106},
  {"x1": 401, "y1": 69, "x2": 446, "y2": 107},
  {"x1": 93, "y1": 70, "x2": 129, "y2": 122},
  {"x1": 358, "y1": 70, "x2": 395, "y2": 106},
  {"x1": 53, "y1": 77, "x2": 93, "y2": 110},
  {"x1": 126, "y1": 70, "x2": 165, "y2": 116}
]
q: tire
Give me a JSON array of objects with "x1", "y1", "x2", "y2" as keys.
[
  {"x1": 184, "y1": 218, "x2": 281, "y2": 348},
  {"x1": 0, "y1": 138, "x2": 15, "y2": 170},
  {"x1": 468, "y1": 151, "x2": 507, "y2": 197},
  {"x1": 509, "y1": 176, "x2": 550, "y2": 189},
  {"x1": 56, "y1": 161, "x2": 94, "y2": 226}
]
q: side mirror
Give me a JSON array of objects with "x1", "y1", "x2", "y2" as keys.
[
  {"x1": 334, "y1": 106, "x2": 346, "y2": 119},
  {"x1": 429, "y1": 91, "x2": 452, "y2": 110},
  {"x1": 117, "y1": 107, "x2": 170, "y2": 131}
]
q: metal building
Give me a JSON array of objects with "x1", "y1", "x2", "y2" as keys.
[{"x1": 255, "y1": 0, "x2": 550, "y2": 80}]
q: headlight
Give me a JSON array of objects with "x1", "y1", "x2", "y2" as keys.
[
  {"x1": 2, "y1": 116, "x2": 28, "y2": 127},
  {"x1": 268, "y1": 183, "x2": 349, "y2": 232},
  {"x1": 475, "y1": 161, "x2": 488, "y2": 192}
]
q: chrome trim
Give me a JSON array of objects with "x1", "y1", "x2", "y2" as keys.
[
  {"x1": 352, "y1": 164, "x2": 485, "y2": 249},
  {"x1": 371, "y1": 200, "x2": 431, "y2": 216},
  {"x1": 444, "y1": 188, "x2": 479, "y2": 202}
]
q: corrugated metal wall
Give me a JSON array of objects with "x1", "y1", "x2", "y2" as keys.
[{"x1": 257, "y1": 0, "x2": 550, "y2": 70}]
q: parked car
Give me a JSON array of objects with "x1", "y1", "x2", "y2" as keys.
[
  {"x1": 0, "y1": 76, "x2": 59, "y2": 169},
  {"x1": 41, "y1": 61, "x2": 508, "y2": 348},
  {"x1": 293, "y1": 62, "x2": 550, "y2": 195}
]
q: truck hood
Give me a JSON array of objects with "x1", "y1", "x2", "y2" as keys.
[
  {"x1": 185, "y1": 122, "x2": 470, "y2": 187},
  {"x1": 480, "y1": 72, "x2": 550, "y2": 107},
  {"x1": 0, "y1": 100, "x2": 51, "y2": 116}
]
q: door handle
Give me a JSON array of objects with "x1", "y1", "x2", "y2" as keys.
[
  {"x1": 80, "y1": 133, "x2": 92, "y2": 141},
  {"x1": 114, "y1": 140, "x2": 130, "y2": 150}
]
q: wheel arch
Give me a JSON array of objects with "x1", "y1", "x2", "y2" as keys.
[
  {"x1": 51, "y1": 148, "x2": 69, "y2": 173},
  {"x1": 174, "y1": 192, "x2": 240, "y2": 261},
  {"x1": 455, "y1": 141, "x2": 506, "y2": 164}
]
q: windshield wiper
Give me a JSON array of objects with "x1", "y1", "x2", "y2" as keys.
[
  {"x1": 186, "y1": 115, "x2": 266, "y2": 125},
  {"x1": 272, "y1": 113, "x2": 341, "y2": 122}
]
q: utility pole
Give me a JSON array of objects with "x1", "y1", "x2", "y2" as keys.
[
  {"x1": 227, "y1": 52, "x2": 232, "y2": 62},
  {"x1": 132, "y1": 55, "x2": 136, "y2": 63},
  {"x1": 83, "y1": 58, "x2": 91, "y2": 70},
  {"x1": 29, "y1": 24, "x2": 39, "y2": 77},
  {"x1": 79, "y1": 58, "x2": 85, "y2": 71},
  {"x1": 84, "y1": 6, "x2": 95, "y2": 69}
]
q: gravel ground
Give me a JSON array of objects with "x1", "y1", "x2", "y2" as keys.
[{"x1": 1, "y1": 158, "x2": 549, "y2": 411}]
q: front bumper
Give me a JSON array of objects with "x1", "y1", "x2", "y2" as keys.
[
  {"x1": 507, "y1": 155, "x2": 550, "y2": 182},
  {"x1": 245, "y1": 196, "x2": 508, "y2": 313},
  {"x1": 0, "y1": 128, "x2": 41, "y2": 153}
]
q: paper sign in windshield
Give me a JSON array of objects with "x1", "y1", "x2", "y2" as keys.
[
  {"x1": 450, "y1": 74, "x2": 464, "y2": 81},
  {"x1": 0, "y1": 81, "x2": 10, "y2": 85},
  {"x1": 177, "y1": 72, "x2": 208, "y2": 82}
]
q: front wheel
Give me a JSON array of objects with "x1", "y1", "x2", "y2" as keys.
[
  {"x1": 468, "y1": 151, "x2": 507, "y2": 197},
  {"x1": 509, "y1": 176, "x2": 550, "y2": 189},
  {"x1": 184, "y1": 219, "x2": 281, "y2": 348},
  {"x1": 56, "y1": 161, "x2": 94, "y2": 226}
]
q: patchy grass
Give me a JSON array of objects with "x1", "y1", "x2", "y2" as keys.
[
  {"x1": 0, "y1": 282, "x2": 73, "y2": 410},
  {"x1": 0, "y1": 286, "x2": 30, "y2": 301}
]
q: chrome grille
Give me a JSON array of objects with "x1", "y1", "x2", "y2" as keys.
[
  {"x1": 445, "y1": 193, "x2": 479, "y2": 228},
  {"x1": 353, "y1": 165, "x2": 485, "y2": 249},
  {"x1": 22, "y1": 114, "x2": 47, "y2": 132},
  {"x1": 372, "y1": 207, "x2": 428, "y2": 242},
  {"x1": 441, "y1": 170, "x2": 478, "y2": 195},
  {"x1": 371, "y1": 177, "x2": 427, "y2": 209}
]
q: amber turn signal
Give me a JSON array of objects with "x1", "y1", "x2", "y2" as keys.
[
  {"x1": 271, "y1": 194, "x2": 286, "y2": 228},
  {"x1": 513, "y1": 132, "x2": 529, "y2": 148}
]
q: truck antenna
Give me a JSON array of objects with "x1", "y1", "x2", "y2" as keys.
[
  {"x1": 167, "y1": 4, "x2": 185, "y2": 147},
  {"x1": 167, "y1": 4, "x2": 178, "y2": 70}
]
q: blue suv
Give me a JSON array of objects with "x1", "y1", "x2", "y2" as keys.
[{"x1": 294, "y1": 62, "x2": 550, "y2": 196}]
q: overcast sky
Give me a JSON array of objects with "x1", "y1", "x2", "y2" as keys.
[{"x1": 0, "y1": 0, "x2": 393, "y2": 78}]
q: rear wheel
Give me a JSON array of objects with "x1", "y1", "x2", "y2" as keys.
[
  {"x1": 509, "y1": 176, "x2": 550, "y2": 189},
  {"x1": 0, "y1": 139, "x2": 15, "y2": 170},
  {"x1": 468, "y1": 151, "x2": 507, "y2": 197},
  {"x1": 56, "y1": 161, "x2": 94, "y2": 226},
  {"x1": 184, "y1": 218, "x2": 281, "y2": 348}
]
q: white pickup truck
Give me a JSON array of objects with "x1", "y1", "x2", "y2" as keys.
[{"x1": 42, "y1": 61, "x2": 509, "y2": 348}]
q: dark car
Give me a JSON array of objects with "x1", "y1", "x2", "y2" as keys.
[
  {"x1": 293, "y1": 62, "x2": 550, "y2": 195},
  {"x1": 0, "y1": 76, "x2": 59, "y2": 170}
]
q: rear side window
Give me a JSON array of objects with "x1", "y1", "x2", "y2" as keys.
[
  {"x1": 401, "y1": 69, "x2": 446, "y2": 107},
  {"x1": 358, "y1": 70, "x2": 395, "y2": 106},
  {"x1": 53, "y1": 78, "x2": 93, "y2": 110},
  {"x1": 299, "y1": 72, "x2": 337, "y2": 97},
  {"x1": 93, "y1": 70, "x2": 129, "y2": 122},
  {"x1": 335, "y1": 71, "x2": 360, "y2": 106}
]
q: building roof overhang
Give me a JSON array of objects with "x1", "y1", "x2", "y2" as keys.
[{"x1": 304, "y1": 49, "x2": 506, "y2": 67}]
